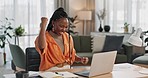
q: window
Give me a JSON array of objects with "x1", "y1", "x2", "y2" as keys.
[
  {"x1": 0, "y1": 0, "x2": 55, "y2": 61},
  {"x1": 98, "y1": 0, "x2": 148, "y2": 33}
]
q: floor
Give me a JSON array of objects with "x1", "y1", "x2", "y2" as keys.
[{"x1": 0, "y1": 61, "x2": 14, "y2": 78}]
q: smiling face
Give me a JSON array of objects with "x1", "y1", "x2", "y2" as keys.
[{"x1": 52, "y1": 18, "x2": 69, "y2": 35}]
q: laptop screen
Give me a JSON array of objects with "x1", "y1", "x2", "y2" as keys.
[{"x1": 74, "y1": 51, "x2": 117, "y2": 77}]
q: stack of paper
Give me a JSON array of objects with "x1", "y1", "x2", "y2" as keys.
[
  {"x1": 39, "y1": 71, "x2": 79, "y2": 78},
  {"x1": 3, "y1": 74, "x2": 15, "y2": 78}
]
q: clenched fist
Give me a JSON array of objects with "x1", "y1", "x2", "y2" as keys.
[
  {"x1": 81, "y1": 57, "x2": 89, "y2": 64},
  {"x1": 40, "y1": 17, "x2": 48, "y2": 28}
]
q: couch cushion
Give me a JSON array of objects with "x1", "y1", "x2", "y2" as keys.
[
  {"x1": 133, "y1": 55, "x2": 148, "y2": 64},
  {"x1": 102, "y1": 35, "x2": 124, "y2": 52},
  {"x1": 80, "y1": 36, "x2": 92, "y2": 52},
  {"x1": 72, "y1": 36, "x2": 81, "y2": 52},
  {"x1": 91, "y1": 36, "x2": 106, "y2": 53},
  {"x1": 115, "y1": 54, "x2": 127, "y2": 63},
  {"x1": 76, "y1": 52, "x2": 93, "y2": 57}
]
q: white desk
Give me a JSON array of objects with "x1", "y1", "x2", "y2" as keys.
[
  {"x1": 3, "y1": 63, "x2": 148, "y2": 78},
  {"x1": 48, "y1": 63, "x2": 148, "y2": 78}
]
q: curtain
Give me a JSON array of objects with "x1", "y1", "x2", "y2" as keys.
[
  {"x1": 0, "y1": 0, "x2": 55, "y2": 61},
  {"x1": 85, "y1": 0, "x2": 95, "y2": 35},
  {"x1": 55, "y1": 0, "x2": 69, "y2": 14},
  {"x1": 0, "y1": 0, "x2": 15, "y2": 61},
  {"x1": 131, "y1": 0, "x2": 148, "y2": 32},
  {"x1": 96, "y1": 0, "x2": 148, "y2": 33}
]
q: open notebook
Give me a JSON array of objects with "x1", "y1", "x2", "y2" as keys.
[{"x1": 74, "y1": 51, "x2": 117, "y2": 77}]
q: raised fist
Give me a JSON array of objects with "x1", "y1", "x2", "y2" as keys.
[{"x1": 40, "y1": 17, "x2": 48, "y2": 27}]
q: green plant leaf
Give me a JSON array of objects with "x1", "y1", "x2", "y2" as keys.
[
  {"x1": 0, "y1": 17, "x2": 14, "y2": 48},
  {"x1": 4, "y1": 30, "x2": 6, "y2": 33},
  {"x1": 1, "y1": 42, "x2": 5, "y2": 48},
  {"x1": 7, "y1": 33, "x2": 12, "y2": 38},
  {"x1": 6, "y1": 26, "x2": 13, "y2": 30},
  {"x1": 15, "y1": 25, "x2": 25, "y2": 36},
  {"x1": 5, "y1": 18, "x2": 8, "y2": 20},
  {"x1": 0, "y1": 36, "x2": 5, "y2": 48}
]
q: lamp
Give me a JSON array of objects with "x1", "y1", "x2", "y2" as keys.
[
  {"x1": 128, "y1": 28, "x2": 143, "y2": 47},
  {"x1": 77, "y1": 11, "x2": 92, "y2": 35}
]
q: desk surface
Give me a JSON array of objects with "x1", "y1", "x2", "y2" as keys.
[
  {"x1": 45, "y1": 63, "x2": 148, "y2": 78},
  {"x1": 3, "y1": 63, "x2": 148, "y2": 78}
]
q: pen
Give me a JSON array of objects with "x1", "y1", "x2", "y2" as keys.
[{"x1": 55, "y1": 72, "x2": 64, "y2": 76}]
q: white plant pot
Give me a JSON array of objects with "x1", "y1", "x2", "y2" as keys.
[{"x1": 0, "y1": 52, "x2": 4, "y2": 66}]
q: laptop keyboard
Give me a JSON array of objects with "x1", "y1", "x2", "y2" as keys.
[
  {"x1": 81, "y1": 72, "x2": 89, "y2": 75},
  {"x1": 74, "y1": 70, "x2": 90, "y2": 77}
]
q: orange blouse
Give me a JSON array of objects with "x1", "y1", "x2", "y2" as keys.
[{"x1": 35, "y1": 31, "x2": 76, "y2": 71}]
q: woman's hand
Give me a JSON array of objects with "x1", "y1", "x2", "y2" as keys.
[
  {"x1": 75, "y1": 55, "x2": 89, "y2": 64},
  {"x1": 40, "y1": 17, "x2": 48, "y2": 28},
  {"x1": 81, "y1": 57, "x2": 89, "y2": 64}
]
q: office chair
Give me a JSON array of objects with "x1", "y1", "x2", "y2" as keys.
[
  {"x1": 26, "y1": 47, "x2": 40, "y2": 71},
  {"x1": 9, "y1": 44, "x2": 26, "y2": 71},
  {"x1": 9, "y1": 44, "x2": 40, "y2": 72}
]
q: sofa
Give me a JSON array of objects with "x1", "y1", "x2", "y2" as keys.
[
  {"x1": 132, "y1": 53, "x2": 148, "y2": 65},
  {"x1": 21, "y1": 35, "x2": 145, "y2": 70},
  {"x1": 72, "y1": 35, "x2": 145, "y2": 65}
]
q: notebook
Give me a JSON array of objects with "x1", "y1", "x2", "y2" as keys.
[{"x1": 74, "y1": 51, "x2": 117, "y2": 77}]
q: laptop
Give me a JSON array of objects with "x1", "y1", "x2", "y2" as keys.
[{"x1": 74, "y1": 51, "x2": 117, "y2": 77}]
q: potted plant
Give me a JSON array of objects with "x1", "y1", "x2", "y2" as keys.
[
  {"x1": 97, "y1": 8, "x2": 106, "y2": 32},
  {"x1": 13, "y1": 25, "x2": 25, "y2": 46},
  {"x1": 0, "y1": 17, "x2": 14, "y2": 64},
  {"x1": 68, "y1": 15, "x2": 79, "y2": 35},
  {"x1": 14, "y1": 25, "x2": 25, "y2": 36},
  {"x1": 124, "y1": 22, "x2": 129, "y2": 33}
]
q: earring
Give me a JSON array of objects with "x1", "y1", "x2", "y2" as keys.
[{"x1": 52, "y1": 27, "x2": 55, "y2": 32}]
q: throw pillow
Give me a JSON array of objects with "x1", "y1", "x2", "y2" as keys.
[
  {"x1": 72, "y1": 36, "x2": 81, "y2": 52},
  {"x1": 102, "y1": 35, "x2": 124, "y2": 52},
  {"x1": 80, "y1": 36, "x2": 92, "y2": 52},
  {"x1": 91, "y1": 36, "x2": 106, "y2": 53}
]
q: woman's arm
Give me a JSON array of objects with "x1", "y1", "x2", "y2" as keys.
[
  {"x1": 38, "y1": 17, "x2": 48, "y2": 50},
  {"x1": 69, "y1": 35, "x2": 89, "y2": 65}
]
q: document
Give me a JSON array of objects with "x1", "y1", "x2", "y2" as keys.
[
  {"x1": 112, "y1": 63, "x2": 148, "y2": 78},
  {"x1": 3, "y1": 74, "x2": 15, "y2": 78},
  {"x1": 39, "y1": 71, "x2": 79, "y2": 78},
  {"x1": 29, "y1": 71, "x2": 39, "y2": 77}
]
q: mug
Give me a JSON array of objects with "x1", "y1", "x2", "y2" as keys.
[{"x1": 16, "y1": 71, "x2": 29, "y2": 78}]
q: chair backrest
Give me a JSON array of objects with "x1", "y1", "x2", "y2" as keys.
[
  {"x1": 9, "y1": 44, "x2": 26, "y2": 69},
  {"x1": 26, "y1": 47, "x2": 40, "y2": 71}
]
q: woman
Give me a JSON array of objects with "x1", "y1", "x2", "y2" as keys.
[{"x1": 35, "y1": 7, "x2": 89, "y2": 71}]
